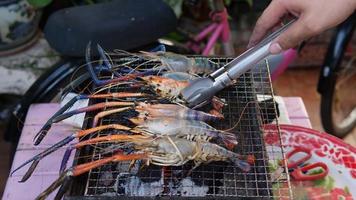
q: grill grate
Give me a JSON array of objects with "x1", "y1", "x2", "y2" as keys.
[{"x1": 67, "y1": 56, "x2": 292, "y2": 199}]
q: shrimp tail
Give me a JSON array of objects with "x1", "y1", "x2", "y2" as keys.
[
  {"x1": 208, "y1": 109, "x2": 224, "y2": 120},
  {"x1": 219, "y1": 132, "x2": 238, "y2": 150},
  {"x1": 245, "y1": 154, "x2": 256, "y2": 165}
]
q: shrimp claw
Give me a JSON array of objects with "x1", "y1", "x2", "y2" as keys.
[
  {"x1": 12, "y1": 135, "x2": 76, "y2": 182},
  {"x1": 33, "y1": 96, "x2": 79, "y2": 145},
  {"x1": 36, "y1": 153, "x2": 147, "y2": 200},
  {"x1": 15, "y1": 124, "x2": 133, "y2": 181}
]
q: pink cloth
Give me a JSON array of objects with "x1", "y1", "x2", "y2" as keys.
[
  {"x1": 3, "y1": 104, "x2": 75, "y2": 200},
  {"x1": 283, "y1": 97, "x2": 312, "y2": 128}
]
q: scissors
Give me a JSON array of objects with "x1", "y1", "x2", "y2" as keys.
[{"x1": 273, "y1": 146, "x2": 329, "y2": 181}]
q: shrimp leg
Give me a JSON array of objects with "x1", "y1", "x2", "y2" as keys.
[
  {"x1": 52, "y1": 101, "x2": 134, "y2": 123},
  {"x1": 92, "y1": 107, "x2": 131, "y2": 127},
  {"x1": 33, "y1": 96, "x2": 80, "y2": 145},
  {"x1": 61, "y1": 133, "x2": 145, "y2": 173},
  {"x1": 36, "y1": 153, "x2": 147, "y2": 200},
  {"x1": 86, "y1": 42, "x2": 146, "y2": 86},
  {"x1": 13, "y1": 124, "x2": 132, "y2": 182},
  {"x1": 61, "y1": 134, "x2": 149, "y2": 173},
  {"x1": 34, "y1": 101, "x2": 136, "y2": 145}
]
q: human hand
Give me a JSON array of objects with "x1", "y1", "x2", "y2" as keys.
[{"x1": 248, "y1": 0, "x2": 356, "y2": 54}]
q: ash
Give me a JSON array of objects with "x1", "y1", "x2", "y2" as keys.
[
  {"x1": 173, "y1": 177, "x2": 209, "y2": 196},
  {"x1": 113, "y1": 173, "x2": 209, "y2": 197}
]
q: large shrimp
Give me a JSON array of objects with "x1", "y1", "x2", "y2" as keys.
[
  {"x1": 140, "y1": 51, "x2": 219, "y2": 75},
  {"x1": 91, "y1": 102, "x2": 224, "y2": 127},
  {"x1": 57, "y1": 122, "x2": 237, "y2": 173},
  {"x1": 35, "y1": 136, "x2": 254, "y2": 200},
  {"x1": 131, "y1": 118, "x2": 236, "y2": 148},
  {"x1": 76, "y1": 75, "x2": 225, "y2": 116},
  {"x1": 33, "y1": 100, "x2": 224, "y2": 146},
  {"x1": 70, "y1": 135, "x2": 252, "y2": 169},
  {"x1": 33, "y1": 85, "x2": 224, "y2": 146},
  {"x1": 12, "y1": 117, "x2": 236, "y2": 182}
]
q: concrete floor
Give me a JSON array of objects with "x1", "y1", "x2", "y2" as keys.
[{"x1": 0, "y1": 67, "x2": 355, "y2": 198}]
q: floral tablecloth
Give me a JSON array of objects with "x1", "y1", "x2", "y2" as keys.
[{"x1": 264, "y1": 124, "x2": 356, "y2": 200}]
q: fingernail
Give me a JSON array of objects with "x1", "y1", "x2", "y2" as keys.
[{"x1": 269, "y1": 43, "x2": 282, "y2": 54}]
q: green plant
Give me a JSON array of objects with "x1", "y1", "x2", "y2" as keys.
[{"x1": 27, "y1": 0, "x2": 53, "y2": 8}]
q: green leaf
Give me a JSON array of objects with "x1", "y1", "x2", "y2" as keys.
[
  {"x1": 245, "y1": 0, "x2": 253, "y2": 7},
  {"x1": 268, "y1": 161, "x2": 279, "y2": 172},
  {"x1": 162, "y1": 0, "x2": 184, "y2": 18},
  {"x1": 163, "y1": 32, "x2": 185, "y2": 42},
  {"x1": 344, "y1": 186, "x2": 350, "y2": 195},
  {"x1": 224, "y1": 0, "x2": 232, "y2": 6},
  {"x1": 27, "y1": 0, "x2": 53, "y2": 8},
  {"x1": 311, "y1": 170, "x2": 334, "y2": 192},
  {"x1": 325, "y1": 176, "x2": 335, "y2": 191}
]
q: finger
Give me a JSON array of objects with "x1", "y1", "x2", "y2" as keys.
[
  {"x1": 270, "y1": 17, "x2": 316, "y2": 54},
  {"x1": 248, "y1": 0, "x2": 287, "y2": 47}
]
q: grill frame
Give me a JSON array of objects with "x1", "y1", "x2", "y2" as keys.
[{"x1": 65, "y1": 56, "x2": 293, "y2": 199}]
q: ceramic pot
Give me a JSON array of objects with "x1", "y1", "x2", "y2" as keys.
[{"x1": 0, "y1": 0, "x2": 41, "y2": 53}]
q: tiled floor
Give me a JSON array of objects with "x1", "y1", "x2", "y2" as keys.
[{"x1": 0, "y1": 67, "x2": 355, "y2": 198}]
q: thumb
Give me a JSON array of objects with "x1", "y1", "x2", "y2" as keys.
[{"x1": 269, "y1": 18, "x2": 316, "y2": 54}]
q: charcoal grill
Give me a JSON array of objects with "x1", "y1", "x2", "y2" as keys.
[{"x1": 65, "y1": 56, "x2": 293, "y2": 199}]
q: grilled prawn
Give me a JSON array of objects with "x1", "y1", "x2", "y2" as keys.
[
  {"x1": 91, "y1": 102, "x2": 224, "y2": 127},
  {"x1": 131, "y1": 118, "x2": 236, "y2": 148},
  {"x1": 34, "y1": 93, "x2": 223, "y2": 146},
  {"x1": 35, "y1": 136, "x2": 254, "y2": 200},
  {"x1": 140, "y1": 51, "x2": 218, "y2": 75},
  {"x1": 12, "y1": 117, "x2": 236, "y2": 182}
]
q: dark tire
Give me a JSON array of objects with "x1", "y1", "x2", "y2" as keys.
[
  {"x1": 4, "y1": 58, "x2": 85, "y2": 146},
  {"x1": 319, "y1": 13, "x2": 356, "y2": 138},
  {"x1": 320, "y1": 70, "x2": 356, "y2": 137}
]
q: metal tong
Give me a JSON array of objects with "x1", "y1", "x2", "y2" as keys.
[{"x1": 181, "y1": 20, "x2": 295, "y2": 108}]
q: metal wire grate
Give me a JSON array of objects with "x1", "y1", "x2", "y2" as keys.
[{"x1": 68, "y1": 56, "x2": 292, "y2": 199}]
